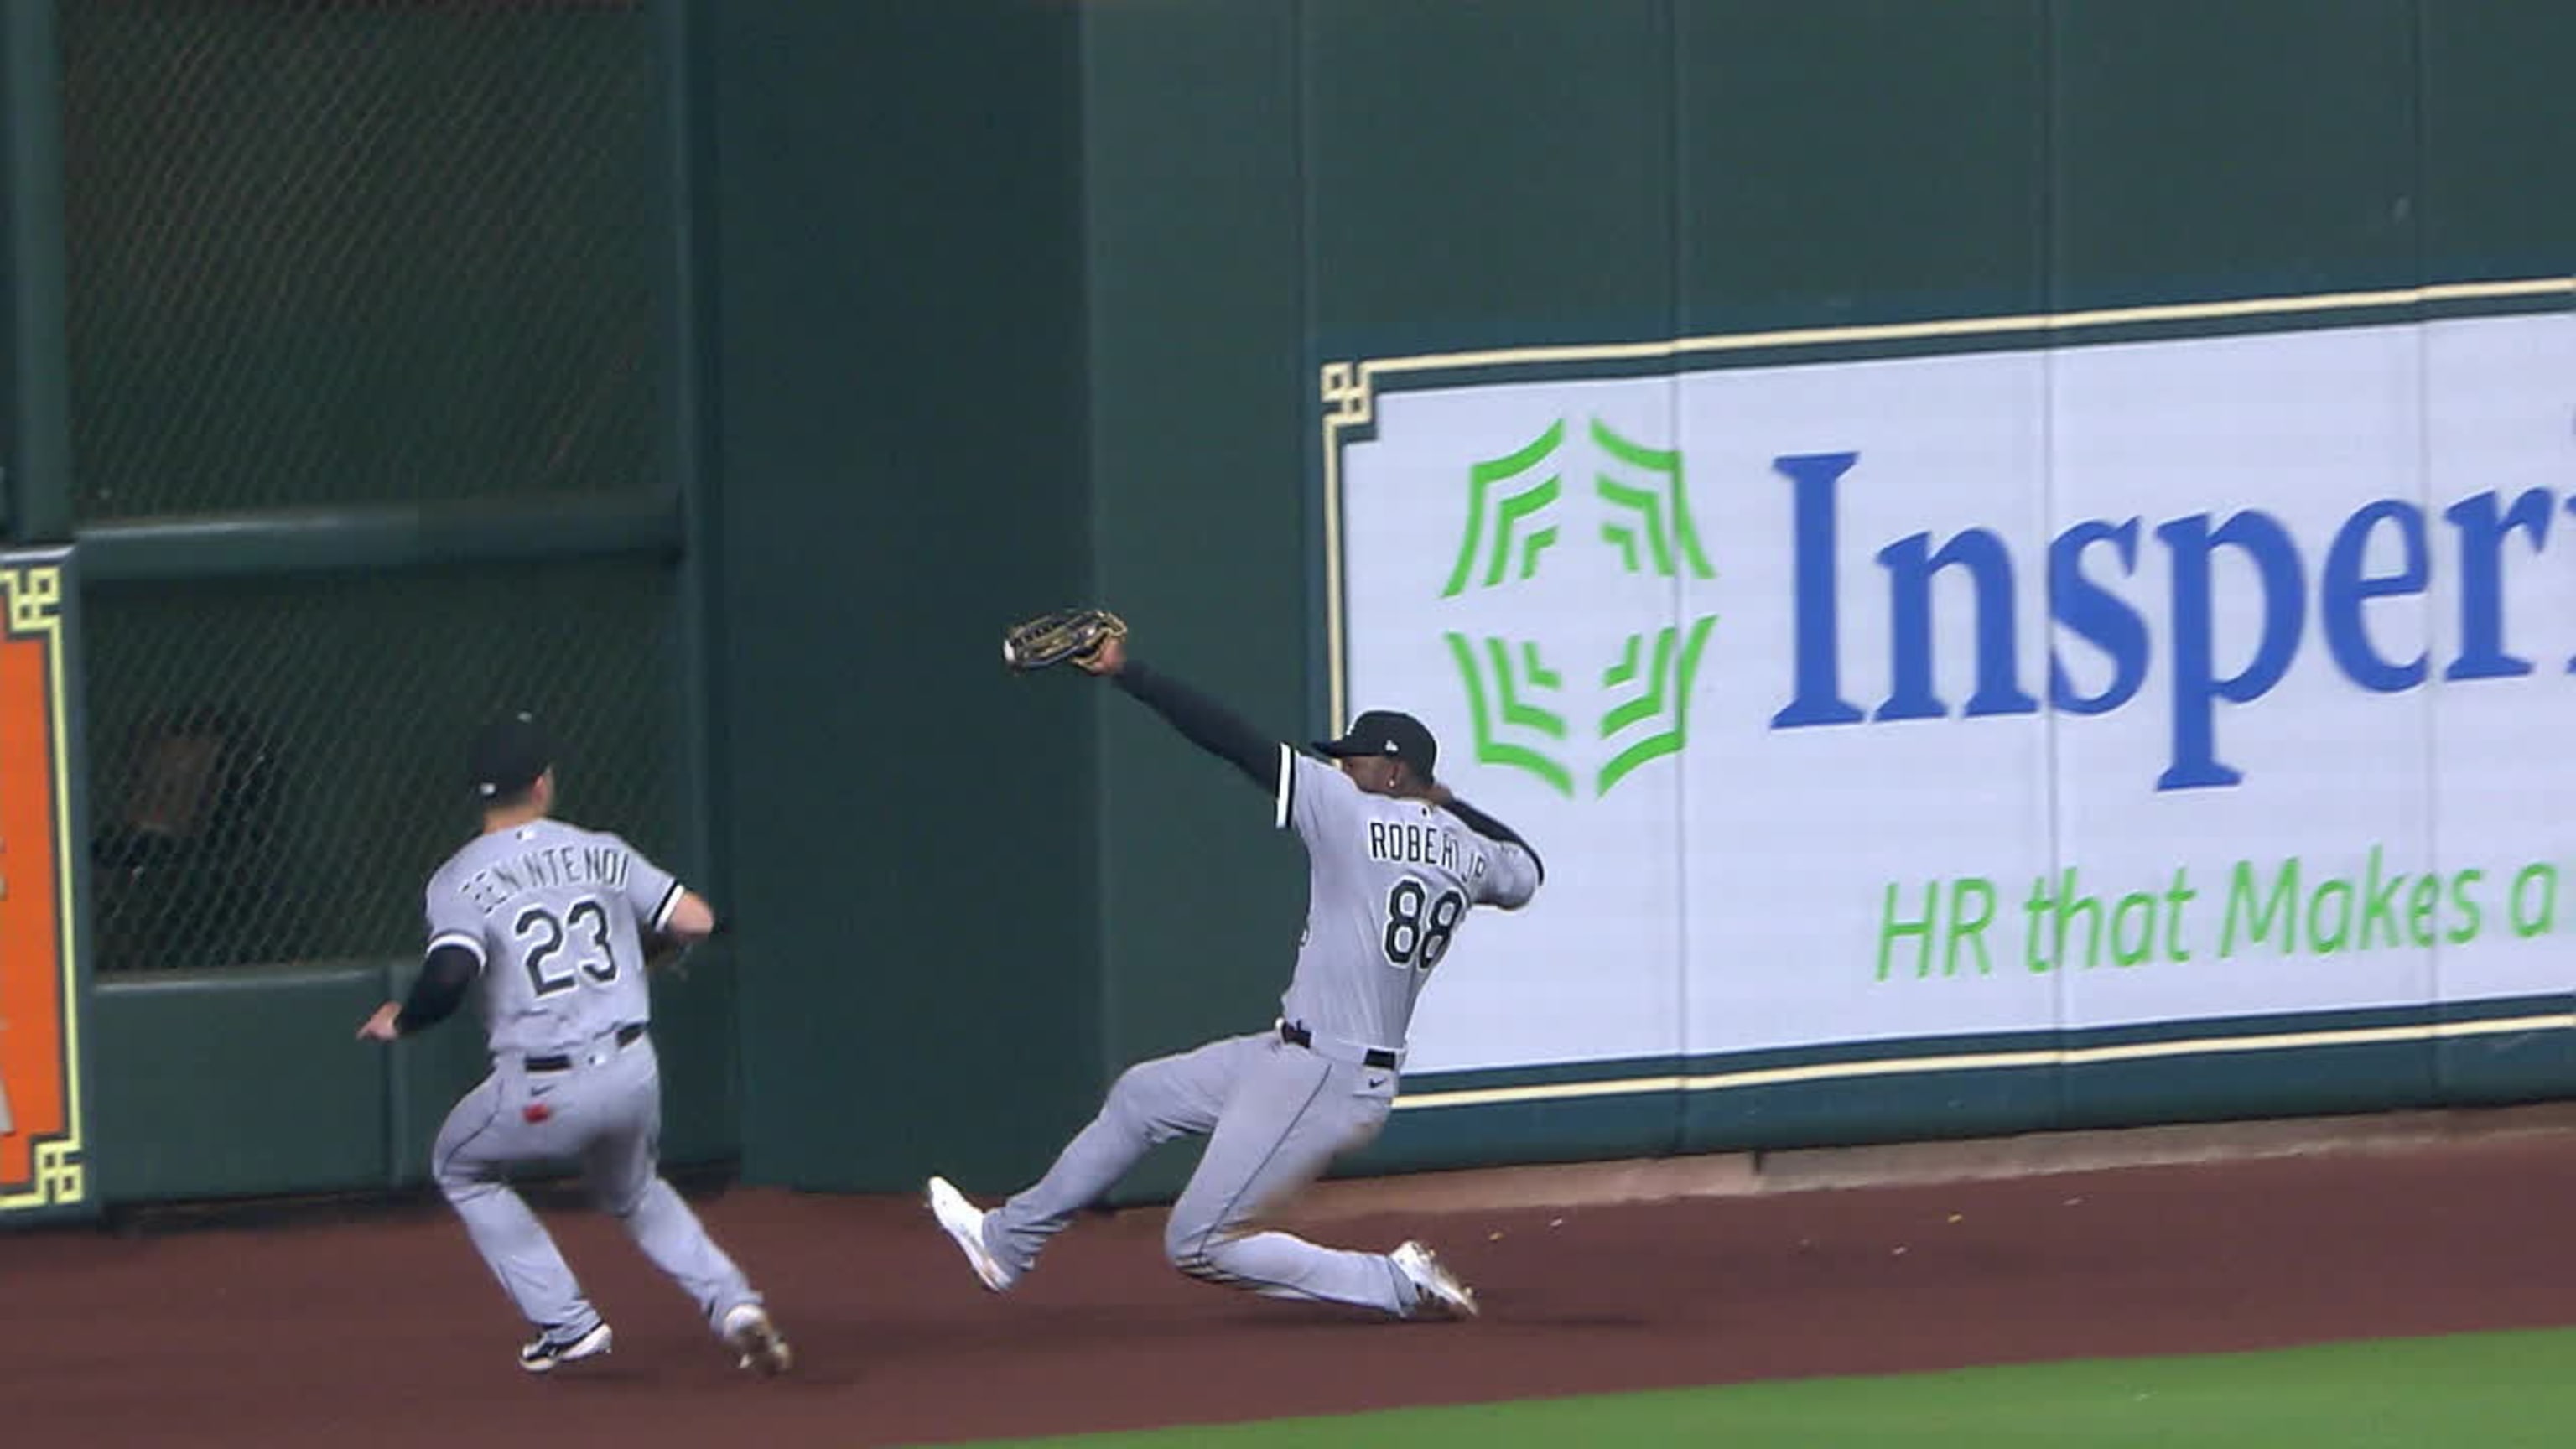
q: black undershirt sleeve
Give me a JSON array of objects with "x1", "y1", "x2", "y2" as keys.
[
  {"x1": 1111, "y1": 654, "x2": 1542, "y2": 879},
  {"x1": 393, "y1": 943, "x2": 482, "y2": 1036},
  {"x1": 1444, "y1": 797, "x2": 1546, "y2": 883},
  {"x1": 1109, "y1": 658, "x2": 1279, "y2": 791}
]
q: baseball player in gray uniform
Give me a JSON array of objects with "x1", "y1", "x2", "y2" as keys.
[
  {"x1": 357, "y1": 711, "x2": 792, "y2": 1376},
  {"x1": 928, "y1": 626, "x2": 1545, "y2": 1319}
]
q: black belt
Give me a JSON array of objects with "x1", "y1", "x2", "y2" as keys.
[
  {"x1": 1279, "y1": 1021, "x2": 1397, "y2": 1071},
  {"x1": 527, "y1": 1022, "x2": 645, "y2": 1072}
]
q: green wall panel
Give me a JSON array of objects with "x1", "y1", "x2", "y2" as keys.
[
  {"x1": 1305, "y1": 0, "x2": 1676, "y2": 353},
  {"x1": 1080, "y1": 1, "x2": 1316, "y2": 1127},
  {"x1": 639, "y1": 963, "x2": 739, "y2": 1169},
  {"x1": 2418, "y1": 5, "x2": 2576, "y2": 281},
  {"x1": 91, "y1": 967, "x2": 389, "y2": 1204},
  {"x1": 2059, "y1": 1044, "x2": 2444, "y2": 1134},
  {"x1": 2048, "y1": 0, "x2": 2420, "y2": 308},
  {"x1": 1380, "y1": 1034, "x2": 2479, "y2": 1177},
  {"x1": 1345, "y1": 1093, "x2": 1685, "y2": 1179},
  {"x1": 2435, "y1": 1026, "x2": 2576, "y2": 1109},
  {"x1": 704, "y1": 0, "x2": 1099, "y2": 1193},
  {"x1": 1709, "y1": 1067, "x2": 2064, "y2": 1154},
  {"x1": 1679, "y1": 0, "x2": 2046, "y2": 330}
]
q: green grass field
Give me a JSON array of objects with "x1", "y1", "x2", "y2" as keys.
[{"x1": 937, "y1": 1326, "x2": 2576, "y2": 1447}]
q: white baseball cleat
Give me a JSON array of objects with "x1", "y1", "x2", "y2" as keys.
[
  {"x1": 1390, "y1": 1240, "x2": 1479, "y2": 1320},
  {"x1": 926, "y1": 1176, "x2": 1016, "y2": 1292},
  {"x1": 518, "y1": 1320, "x2": 614, "y2": 1374},
  {"x1": 720, "y1": 1302, "x2": 794, "y2": 1377}
]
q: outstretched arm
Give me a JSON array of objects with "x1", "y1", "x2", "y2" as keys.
[
  {"x1": 361, "y1": 881, "x2": 492, "y2": 1041},
  {"x1": 356, "y1": 943, "x2": 480, "y2": 1041},
  {"x1": 1082, "y1": 636, "x2": 1279, "y2": 791}
]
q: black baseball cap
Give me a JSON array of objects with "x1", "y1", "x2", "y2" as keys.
[
  {"x1": 468, "y1": 709, "x2": 553, "y2": 800},
  {"x1": 1311, "y1": 709, "x2": 1438, "y2": 781}
]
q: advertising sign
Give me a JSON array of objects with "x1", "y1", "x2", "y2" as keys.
[
  {"x1": 1323, "y1": 286, "x2": 2576, "y2": 1124},
  {"x1": 0, "y1": 548, "x2": 87, "y2": 1217}
]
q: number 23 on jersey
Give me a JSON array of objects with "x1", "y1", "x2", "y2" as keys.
[{"x1": 517, "y1": 896, "x2": 620, "y2": 997}]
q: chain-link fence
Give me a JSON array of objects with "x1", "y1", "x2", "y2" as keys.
[
  {"x1": 81, "y1": 558, "x2": 680, "y2": 974},
  {"x1": 56, "y1": 0, "x2": 686, "y2": 974},
  {"x1": 60, "y1": 0, "x2": 660, "y2": 521}
]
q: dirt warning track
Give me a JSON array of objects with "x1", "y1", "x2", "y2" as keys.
[{"x1": 7, "y1": 1123, "x2": 2575, "y2": 1448}]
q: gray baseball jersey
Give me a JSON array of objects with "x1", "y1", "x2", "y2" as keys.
[
  {"x1": 418, "y1": 815, "x2": 764, "y2": 1355},
  {"x1": 423, "y1": 819, "x2": 682, "y2": 1058},
  {"x1": 969, "y1": 747, "x2": 1544, "y2": 1319},
  {"x1": 1272, "y1": 749, "x2": 1542, "y2": 1057}
]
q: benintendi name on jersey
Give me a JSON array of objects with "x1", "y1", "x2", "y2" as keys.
[{"x1": 449, "y1": 843, "x2": 639, "y2": 916}]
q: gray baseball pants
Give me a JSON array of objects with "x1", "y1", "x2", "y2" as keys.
[
  {"x1": 983, "y1": 1031, "x2": 1422, "y2": 1316},
  {"x1": 431, "y1": 1029, "x2": 761, "y2": 1340}
]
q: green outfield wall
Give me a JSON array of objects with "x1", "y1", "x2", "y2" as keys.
[
  {"x1": 3, "y1": 1, "x2": 2569, "y2": 1219},
  {"x1": 1073, "y1": 0, "x2": 2571, "y2": 1202}
]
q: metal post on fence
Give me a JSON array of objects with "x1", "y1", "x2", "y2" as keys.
[
  {"x1": 2, "y1": 0, "x2": 74, "y2": 546},
  {"x1": 653, "y1": 0, "x2": 722, "y2": 916}
]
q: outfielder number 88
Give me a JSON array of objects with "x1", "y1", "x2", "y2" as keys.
[{"x1": 1382, "y1": 877, "x2": 1466, "y2": 971}]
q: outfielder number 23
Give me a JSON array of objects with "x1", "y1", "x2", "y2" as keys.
[
  {"x1": 1382, "y1": 878, "x2": 1465, "y2": 972},
  {"x1": 517, "y1": 897, "x2": 618, "y2": 997}
]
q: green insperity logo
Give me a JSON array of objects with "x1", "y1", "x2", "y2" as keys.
[{"x1": 1438, "y1": 418, "x2": 1716, "y2": 799}]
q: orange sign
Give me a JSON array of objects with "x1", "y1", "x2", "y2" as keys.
[{"x1": 0, "y1": 552, "x2": 85, "y2": 1215}]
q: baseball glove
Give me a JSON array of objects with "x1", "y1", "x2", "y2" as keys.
[
  {"x1": 642, "y1": 931, "x2": 699, "y2": 979},
  {"x1": 1002, "y1": 606, "x2": 1126, "y2": 672},
  {"x1": 642, "y1": 918, "x2": 728, "y2": 981}
]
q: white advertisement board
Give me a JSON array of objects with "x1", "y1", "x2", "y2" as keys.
[{"x1": 1328, "y1": 305, "x2": 2576, "y2": 1086}]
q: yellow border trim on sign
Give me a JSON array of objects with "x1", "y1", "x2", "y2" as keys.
[
  {"x1": 0, "y1": 561, "x2": 86, "y2": 1210},
  {"x1": 1391, "y1": 1011, "x2": 2576, "y2": 1113},
  {"x1": 1318, "y1": 273, "x2": 2575, "y2": 733}
]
